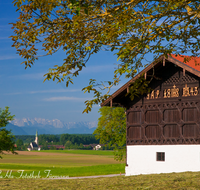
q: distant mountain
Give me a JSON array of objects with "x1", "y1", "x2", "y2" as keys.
[
  {"x1": 9, "y1": 118, "x2": 97, "y2": 135},
  {"x1": 6, "y1": 123, "x2": 28, "y2": 135}
]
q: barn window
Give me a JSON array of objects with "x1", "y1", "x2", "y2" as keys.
[{"x1": 157, "y1": 152, "x2": 165, "y2": 161}]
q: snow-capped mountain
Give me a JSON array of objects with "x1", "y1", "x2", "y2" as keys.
[{"x1": 9, "y1": 118, "x2": 97, "y2": 135}]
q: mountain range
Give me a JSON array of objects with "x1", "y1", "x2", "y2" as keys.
[{"x1": 7, "y1": 118, "x2": 97, "y2": 135}]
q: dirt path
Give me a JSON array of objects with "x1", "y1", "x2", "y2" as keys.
[{"x1": 47, "y1": 173, "x2": 125, "y2": 179}]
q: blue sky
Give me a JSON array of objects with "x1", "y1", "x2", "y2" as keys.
[{"x1": 0, "y1": 1, "x2": 131, "y2": 123}]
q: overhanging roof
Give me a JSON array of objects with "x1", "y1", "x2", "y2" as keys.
[{"x1": 101, "y1": 54, "x2": 200, "y2": 107}]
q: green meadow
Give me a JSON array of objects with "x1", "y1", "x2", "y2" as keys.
[
  {"x1": 1, "y1": 150, "x2": 200, "y2": 189},
  {"x1": 39, "y1": 149, "x2": 114, "y2": 156},
  {"x1": 1, "y1": 171, "x2": 200, "y2": 189},
  {"x1": 0, "y1": 150, "x2": 125, "y2": 178}
]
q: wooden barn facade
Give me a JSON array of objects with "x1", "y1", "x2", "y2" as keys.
[{"x1": 102, "y1": 54, "x2": 200, "y2": 175}]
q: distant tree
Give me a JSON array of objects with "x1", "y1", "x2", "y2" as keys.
[
  {"x1": 85, "y1": 145, "x2": 92, "y2": 150},
  {"x1": 60, "y1": 134, "x2": 70, "y2": 145},
  {"x1": 0, "y1": 107, "x2": 17, "y2": 158},
  {"x1": 64, "y1": 140, "x2": 72, "y2": 149},
  {"x1": 94, "y1": 107, "x2": 126, "y2": 161},
  {"x1": 39, "y1": 134, "x2": 60, "y2": 145},
  {"x1": 16, "y1": 139, "x2": 24, "y2": 150},
  {"x1": 49, "y1": 146, "x2": 57, "y2": 150},
  {"x1": 41, "y1": 143, "x2": 48, "y2": 150},
  {"x1": 16, "y1": 139, "x2": 23, "y2": 146},
  {"x1": 79, "y1": 143, "x2": 84, "y2": 149}
]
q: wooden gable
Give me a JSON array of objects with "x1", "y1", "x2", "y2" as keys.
[{"x1": 102, "y1": 54, "x2": 200, "y2": 146}]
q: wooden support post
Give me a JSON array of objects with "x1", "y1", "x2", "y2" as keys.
[
  {"x1": 183, "y1": 68, "x2": 185, "y2": 76},
  {"x1": 144, "y1": 72, "x2": 147, "y2": 80},
  {"x1": 110, "y1": 99, "x2": 112, "y2": 108},
  {"x1": 127, "y1": 87, "x2": 129, "y2": 93},
  {"x1": 163, "y1": 58, "x2": 165, "y2": 66}
]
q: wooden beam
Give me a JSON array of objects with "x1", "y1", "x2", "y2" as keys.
[
  {"x1": 127, "y1": 87, "x2": 129, "y2": 93},
  {"x1": 110, "y1": 99, "x2": 112, "y2": 108},
  {"x1": 163, "y1": 58, "x2": 165, "y2": 66},
  {"x1": 168, "y1": 56, "x2": 200, "y2": 77},
  {"x1": 144, "y1": 72, "x2": 147, "y2": 80},
  {"x1": 183, "y1": 68, "x2": 185, "y2": 76}
]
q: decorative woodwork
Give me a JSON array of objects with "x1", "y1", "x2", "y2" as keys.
[
  {"x1": 126, "y1": 67, "x2": 200, "y2": 145},
  {"x1": 101, "y1": 55, "x2": 200, "y2": 146}
]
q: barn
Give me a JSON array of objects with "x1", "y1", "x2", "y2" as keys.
[{"x1": 101, "y1": 54, "x2": 200, "y2": 175}]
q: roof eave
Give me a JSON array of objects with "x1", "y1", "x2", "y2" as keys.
[
  {"x1": 101, "y1": 55, "x2": 165, "y2": 107},
  {"x1": 101, "y1": 54, "x2": 200, "y2": 107}
]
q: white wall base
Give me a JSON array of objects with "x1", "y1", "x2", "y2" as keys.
[{"x1": 125, "y1": 145, "x2": 200, "y2": 176}]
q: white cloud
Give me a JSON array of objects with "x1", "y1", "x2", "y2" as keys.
[
  {"x1": 0, "y1": 24, "x2": 12, "y2": 31},
  {"x1": 5, "y1": 89, "x2": 80, "y2": 95},
  {"x1": 0, "y1": 55, "x2": 20, "y2": 60},
  {"x1": 43, "y1": 96, "x2": 89, "y2": 102},
  {"x1": 22, "y1": 72, "x2": 46, "y2": 80},
  {"x1": 30, "y1": 89, "x2": 80, "y2": 94},
  {"x1": 0, "y1": 37, "x2": 10, "y2": 40},
  {"x1": 9, "y1": 72, "x2": 46, "y2": 80},
  {"x1": 6, "y1": 92, "x2": 23, "y2": 95},
  {"x1": 81, "y1": 64, "x2": 116, "y2": 73}
]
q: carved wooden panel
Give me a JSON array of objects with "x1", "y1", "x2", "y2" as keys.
[
  {"x1": 128, "y1": 126, "x2": 141, "y2": 139},
  {"x1": 163, "y1": 109, "x2": 180, "y2": 122},
  {"x1": 163, "y1": 124, "x2": 179, "y2": 138},
  {"x1": 125, "y1": 61, "x2": 200, "y2": 146},
  {"x1": 127, "y1": 111, "x2": 141, "y2": 124},
  {"x1": 163, "y1": 76, "x2": 180, "y2": 85},
  {"x1": 181, "y1": 74, "x2": 198, "y2": 83},
  {"x1": 126, "y1": 102, "x2": 200, "y2": 145},
  {"x1": 182, "y1": 124, "x2": 197, "y2": 137},
  {"x1": 163, "y1": 70, "x2": 198, "y2": 86},
  {"x1": 145, "y1": 110, "x2": 160, "y2": 123},
  {"x1": 182, "y1": 108, "x2": 197, "y2": 122},
  {"x1": 145, "y1": 125, "x2": 161, "y2": 138}
]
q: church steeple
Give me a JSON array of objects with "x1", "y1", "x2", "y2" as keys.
[{"x1": 35, "y1": 130, "x2": 38, "y2": 145}]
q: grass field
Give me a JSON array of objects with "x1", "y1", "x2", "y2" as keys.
[
  {"x1": 1, "y1": 171, "x2": 200, "y2": 189},
  {"x1": 1, "y1": 150, "x2": 200, "y2": 189},
  {"x1": 0, "y1": 150, "x2": 125, "y2": 178},
  {"x1": 39, "y1": 149, "x2": 114, "y2": 156}
]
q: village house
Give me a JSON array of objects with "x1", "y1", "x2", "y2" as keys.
[
  {"x1": 90, "y1": 144, "x2": 103, "y2": 150},
  {"x1": 102, "y1": 54, "x2": 200, "y2": 175},
  {"x1": 47, "y1": 145, "x2": 65, "y2": 150},
  {"x1": 82, "y1": 144, "x2": 103, "y2": 150}
]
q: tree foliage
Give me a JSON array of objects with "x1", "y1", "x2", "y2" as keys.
[
  {"x1": 11, "y1": 0, "x2": 200, "y2": 112},
  {"x1": 0, "y1": 107, "x2": 17, "y2": 158},
  {"x1": 16, "y1": 139, "x2": 23, "y2": 147},
  {"x1": 39, "y1": 134, "x2": 60, "y2": 144},
  {"x1": 60, "y1": 133, "x2": 98, "y2": 145},
  {"x1": 93, "y1": 107, "x2": 126, "y2": 161},
  {"x1": 16, "y1": 134, "x2": 99, "y2": 147}
]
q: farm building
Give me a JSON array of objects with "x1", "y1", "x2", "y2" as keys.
[
  {"x1": 90, "y1": 144, "x2": 103, "y2": 150},
  {"x1": 102, "y1": 54, "x2": 200, "y2": 175},
  {"x1": 47, "y1": 145, "x2": 65, "y2": 150}
]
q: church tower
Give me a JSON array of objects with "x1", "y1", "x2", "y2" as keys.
[{"x1": 35, "y1": 130, "x2": 38, "y2": 145}]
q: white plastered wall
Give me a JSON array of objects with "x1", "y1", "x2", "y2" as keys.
[{"x1": 125, "y1": 145, "x2": 200, "y2": 176}]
